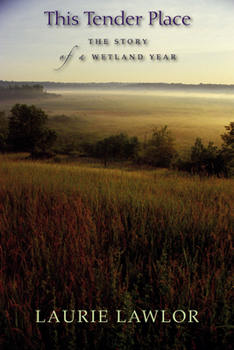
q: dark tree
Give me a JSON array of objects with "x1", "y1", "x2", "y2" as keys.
[
  {"x1": 220, "y1": 122, "x2": 234, "y2": 173},
  {"x1": 96, "y1": 133, "x2": 140, "y2": 167},
  {"x1": 32, "y1": 84, "x2": 44, "y2": 93},
  {"x1": 140, "y1": 126, "x2": 177, "y2": 168},
  {"x1": 0, "y1": 111, "x2": 8, "y2": 151},
  {"x1": 191, "y1": 138, "x2": 219, "y2": 163},
  {"x1": 8, "y1": 103, "x2": 58, "y2": 152},
  {"x1": 176, "y1": 129, "x2": 234, "y2": 177},
  {"x1": 189, "y1": 137, "x2": 222, "y2": 174},
  {"x1": 221, "y1": 122, "x2": 234, "y2": 148},
  {"x1": 123, "y1": 135, "x2": 140, "y2": 160}
]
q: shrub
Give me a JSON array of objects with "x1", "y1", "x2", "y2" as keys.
[
  {"x1": 8, "y1": 103, "x2": 58, "y2": 152},
  {"x1": 139, "y1": 126, "x2": 177, "y2": 168}
]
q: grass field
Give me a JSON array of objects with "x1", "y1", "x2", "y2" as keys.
[
  {"x1": 2, "y1": 90, "x2": 234, "y2": 149},
  {"x1": 1, "y1": 91, "x2": 234, "y2": 348},
  {"x1": 0, "y1": 154, "x2": 234, "y2": 349}
]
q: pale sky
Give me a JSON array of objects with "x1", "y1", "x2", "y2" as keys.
[{"x1": 0, "y1": 0, "x2": 234, "y2": 84}]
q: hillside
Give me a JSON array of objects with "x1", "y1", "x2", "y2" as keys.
[{"x1": 0, "y1": 154, "x2": 233, "y2": 349}]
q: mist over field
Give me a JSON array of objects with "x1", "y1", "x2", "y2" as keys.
[
  {"x1": 2, "y1": 83, "x2": 234, "y2": 151},
  {"x1": 1, "y1": 84, "x2": 234, "y2": 349},
  {"x1": 16, "y1": 89, "x2": 234, "y2": 149}
]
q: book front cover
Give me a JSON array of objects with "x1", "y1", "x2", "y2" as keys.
[{"x1": 1, "y1": 0, "x2": 234, "y2": 349}]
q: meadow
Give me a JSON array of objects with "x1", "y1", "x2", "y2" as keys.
[
  {"x1": 0, "y1": 153, "x2": 234, "y2": 349},
  {"x1": 1, "y1": 90, "x2": 234, "y2": 349},
  {"x1": 2, "y1": 90, "x2": 234, "y2": 149}
]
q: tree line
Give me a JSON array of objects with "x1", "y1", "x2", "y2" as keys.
[
  {"x1": 0, "y1": 84, "x2": 60, "y2": 100},
  {"x1": 1, "y1": 103, "x2": 234, "y2": 176}
]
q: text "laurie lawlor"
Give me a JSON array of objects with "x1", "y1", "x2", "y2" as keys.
[{"x1": 36, "y1": 309, "x2": 199, "y2": 323}]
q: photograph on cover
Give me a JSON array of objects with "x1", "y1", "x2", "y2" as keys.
[{"x1": 0, "y1": 0, "x2": 234, "y2": 349}]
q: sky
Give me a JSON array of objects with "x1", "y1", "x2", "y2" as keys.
[{"x1": 0, "y1": 0, "x2": 234, "y2": 84}]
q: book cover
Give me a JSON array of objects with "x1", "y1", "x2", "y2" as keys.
[{"x1": 0, "y1": 0, "x2": 234, "y2": 349}]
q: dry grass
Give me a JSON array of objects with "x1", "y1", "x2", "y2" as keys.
[{"x1": 0, "y1": 155, "x2": 234, "y2": 349}]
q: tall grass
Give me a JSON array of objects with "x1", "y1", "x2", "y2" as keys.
[{"x1": 0, "y1": 155, "x2": 234, "y2": 349}]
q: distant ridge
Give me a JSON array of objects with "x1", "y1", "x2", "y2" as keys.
[{"x1": 1, "y1": 81, "x2": 234, "y2": 93}]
